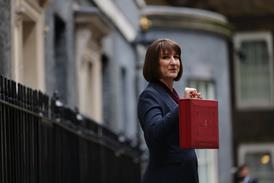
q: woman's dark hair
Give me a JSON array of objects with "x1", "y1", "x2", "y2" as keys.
[{"x1": 143, "y1": 38, "x2": 183, "y2": 82}]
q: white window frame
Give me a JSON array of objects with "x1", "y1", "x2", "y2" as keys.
[
  {"x1": 76, "y1": 34, "x2": 102, "y2": 123},
  {"x1": 238, "y1": 143, "x2": 274, "y2": 181},
  {"x1": 233, "y1": 32, "x2": 274, "y2": 110},
  {"x1": 75, "y1": 11, "x2": 110, "y2": 123},
  {"x1": 11, "y1": 0, "x2": 45, "y2": 91},
  {"x1": 188, "y1": 79, "x2": 219, "y2": 183},
  {"x1": 135, "y1": 0, "x2": 146, "y2": 8}
]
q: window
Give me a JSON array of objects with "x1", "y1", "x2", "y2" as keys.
[
  {"x1": 54, "y1": 15, "x2": 67, "y2": 102},
  {"x1": 75, "y1": 10, "x2": 110, "y2": 123},
  {"x1": 102, "y1": 54, "x2": 111, "y2": 126},
  {"x1": 187, "y1": 79, "x2": 218, "y2": 183},
  {"x1": 136, "y1": 44, "x2": 148, "y2": 93},
  {"x1": 187, "y1": 80, "x2": 215, "y2": 99},
  {"x1": 76, "y1": 37, "x2": 102, "y2": 123},
  {"x1": 234, "y1": 32, "x2": 274, "y2": 109},
  {"x1": 239, "y1": 144, "x2": 274, "y2": 183},
  {"x1": 12, "y1": 0, "x2": 46, "y2": 90},
  {"x1": 120, "y1": 67, "x2": 128, "y2": 132}
]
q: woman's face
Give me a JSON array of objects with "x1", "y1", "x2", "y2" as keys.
[{"x1": 158, "y1": 49, "x2": 181, "y2": 82}]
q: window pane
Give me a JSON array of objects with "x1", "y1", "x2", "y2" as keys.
[
  {"x1": 188, "y1": 80, "x2": 217, "y2": 183},
  {"x1": 187, "y1": 80, "x2": 215, "y2": 100},
  {"x1": 245, "y1": 151, "x2": 274, "y2": 183},
  {"x1": 239, "y1": 40, "x2": 271, "y2": 104}
]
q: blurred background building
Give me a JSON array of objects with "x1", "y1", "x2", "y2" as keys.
[
  {"x1": 0, "y1": 0, "x2": 274, "y2": 183},
  {"x1": 144, "y1": 0, "x2": 274, "y2": 182}
]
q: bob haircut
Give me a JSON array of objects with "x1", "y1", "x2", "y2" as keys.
[{"x1": 143, "y1": 38, "x2": 183, "y2": 82}]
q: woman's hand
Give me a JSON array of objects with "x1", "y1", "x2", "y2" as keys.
[{"x1": 184, "y1": 87, "x2": 202, "y2": 99}]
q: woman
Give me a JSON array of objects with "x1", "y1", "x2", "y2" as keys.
[{"x1": 138, "y1": 39, "x2": 200, "y2": 183}]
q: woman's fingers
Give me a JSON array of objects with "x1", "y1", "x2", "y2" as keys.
[
  {"x1": 196, "y1": 92, "x2": 202, "y2": 99},
  {"x1": 184, "y1": 88, "x2": 202, "y2": 99}
]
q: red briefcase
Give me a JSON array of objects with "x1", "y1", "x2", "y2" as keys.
[{"x1": 179, "y1": 99, "x2": 219, "y2": 149}]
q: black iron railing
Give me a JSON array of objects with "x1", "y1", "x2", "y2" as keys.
[{"x1": 0, "y1": 75, "x2": 141, "y2": 183}]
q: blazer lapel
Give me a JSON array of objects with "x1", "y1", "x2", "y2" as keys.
[{"x1": 149, "y1": 83, "x2": 178, "y2": 111}]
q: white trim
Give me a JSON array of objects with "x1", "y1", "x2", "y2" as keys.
[
  {"x1": 12, "y1": 0, "x2": 45, "y2": 91},
  {"x1": 189, "y1": 80, "x2": 218, "y2": 183},
  {"x1": 142, "y1": 5, "x2": 228, "y2": 23},
  {"x1": 93, "y1": 0, "x2": 137, "y2": 42},
  {"x1": 233, "y1": 31, "x2": 274, "y2": 110},
  {"x1": 141, "y1": 6, "x2": 231, "y2": 37},
  {"x1": 75, "y1": 27, "x2": 103, "y2": 123},
  {"x1": 135, "y1": 0, "x2": 146, "y2": 8},
  {"x1": 196, "y1": 149, "x2": 219, "y2": 183}
]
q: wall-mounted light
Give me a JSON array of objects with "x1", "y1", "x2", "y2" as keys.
[
  {"x1": 261, "y1": 154, "x2": 271, "y2": 165},
  {"x1": 139, "y1": 16, "x2": 152, "y2": 32}
]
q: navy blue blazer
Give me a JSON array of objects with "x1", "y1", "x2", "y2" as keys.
[{"x1": 138, "y1": 82, "x2": 199, "y2": 183}]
